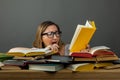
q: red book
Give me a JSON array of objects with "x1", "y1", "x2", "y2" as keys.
[
  {"x1": 70, "y1": 46, "x2": 115, "y2": 58},
  {"x1": 71, "y1": 52, "x2": 93, "y2": 58}
]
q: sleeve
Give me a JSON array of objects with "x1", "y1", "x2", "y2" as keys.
[{"x1": 64, "y1": 44, "x2": 70, "y2": 56}]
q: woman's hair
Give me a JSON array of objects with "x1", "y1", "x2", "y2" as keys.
[{"x1": 33, "y1": 21, "x2": 64, "y2": 49}]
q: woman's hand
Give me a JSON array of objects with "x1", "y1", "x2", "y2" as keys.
[
  {"x1": 45, "y1": 44, "x2": 59, "y2": 53},
  {"x1": 80, "y1": 44, "x2": 90, "y2": 52}
]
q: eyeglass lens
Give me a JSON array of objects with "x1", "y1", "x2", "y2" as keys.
[{"x1": 42, "y1": 31, "x2": 61, "y2": 38}]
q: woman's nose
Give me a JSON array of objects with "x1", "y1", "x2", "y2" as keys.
[{"x1": 53, "y1": 34, "x2": 57, "y2": 39}]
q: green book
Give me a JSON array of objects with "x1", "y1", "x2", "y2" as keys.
[{"x1": 0, "y1": 53, "x2": 13, "y2": 62}]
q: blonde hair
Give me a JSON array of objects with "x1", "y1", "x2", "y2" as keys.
[{"x1": 33, "y1": 21, "x2": 64, "y2": 50}]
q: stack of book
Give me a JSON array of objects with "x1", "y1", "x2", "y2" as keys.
[
  {"x1": 67, "y1": 20, "x2": 119, "y2": 71},
  {"x1": 71, "y1": 46, "x2": 119, "y2": 62}
]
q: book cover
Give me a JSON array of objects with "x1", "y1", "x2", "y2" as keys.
[
  {"x1": 96, "y1": 55, "x2": 119, "y2": 61},
  {"x1": 0, "y1": 53, "x2": 13, "y2": 62},
  {"x1": 29, "y1": 63, "x2": 64, "y2": 72},
  {"x1": 74, "y1": 57, "x2": 96, "y2": 62},
  {"x1": 1, "y1": 65, "x2": 22, "y2": 70},
  {"x1": 74, "y1": 55, "x2": 118, "y2": 62},
  {"x1": 67, "y1": 62, "x2": 113, "y2": 71},
  {"x1": 67, "y1": 63, "x2": 94, "y2": 71},
  {"x1": 73, "y1": 55, "x2": 118, "y2": 62},
  {"x1": 113, "y1": 58, "x2": 120, "y2": 64},
  {"x1": 94, "y1": 62, "x2": 114, "y2": 68},
  {"x1": 69, "y1": 20, "x2": 96, "y2": 53},
  {"x1": 104, "y1": 64, "x2": 120, "y2": 69},
  {"x1": 50, "y1": 55, "x2": 73, "y2": 63},
  {"x1": 3, "y1": 59, "x2": 46, "y2": 66},
  {"x1": 3, "y1": 60, "x2": 27, "y2": 66}
]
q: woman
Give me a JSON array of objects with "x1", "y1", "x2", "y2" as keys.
[{"x1": 8, "y1": 21, "x2": 67, "y2": 56}]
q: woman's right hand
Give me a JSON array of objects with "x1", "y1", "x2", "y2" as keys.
[{"x1": 45, "y1": 44, "x2": 59, "y2": 53}]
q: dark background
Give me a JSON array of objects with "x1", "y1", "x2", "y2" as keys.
[{"x1": 0, "y1": 0, "x2": 120, "y2": 57}]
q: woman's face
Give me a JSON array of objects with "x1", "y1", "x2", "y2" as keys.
[{"x1": 42, "y1": 25, "x2": 60, "y2": 47}]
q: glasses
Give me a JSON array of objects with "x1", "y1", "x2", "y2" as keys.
[{"x1": 42, "y1": 31, "x2": 62, "y2": 38}]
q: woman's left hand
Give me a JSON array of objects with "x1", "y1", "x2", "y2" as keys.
[{"x1": 80, "y1": 44, "x2": 90, "y2": 52}]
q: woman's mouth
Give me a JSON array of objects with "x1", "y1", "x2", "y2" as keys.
[{"x1": 52, "y1": 42, "x2": 57, "y2": 44}]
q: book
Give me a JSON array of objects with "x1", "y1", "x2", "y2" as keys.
[
  {"x1": 28, "y1": 63, "x2": 64, "y2": 72},
  {"x1": 1, "y1": 65, "x2": 22, "y2": 70},
  {"x1": 3, "y1": 60, "x2": 28, "y2": 66},
  {"x1": 49, "y1": 55, "x2": 73, "y2": 63},
  {"x1": 67, "y1": 62, "x2": 114, "y2": 71},
  {"x1": 67, "y1": 63, "x2": 95, "y2": 71},
  {"x1": 96, "y1": 54, "x2": 118, "y2": 61},
  {"x1": 74, "y1": 57, "x2": 96, "y2": 62},
  {"x1": 74, "y1": 55, "x2": 118, "y2": 62},
  {"x1": 71, "y1": 46, "x2": 113, "y2": 57},
  {"x1": 3, "y1": 59, "x2": 46, "y2": 66},
  {"x1": 104, "y1": 64, "x2": 120, "y2": 69},
  {"x1": 13, "y1": 56, "x2": 36, "y2": 60},
  {"x1": 113, "y1": 58, "x2": 120, "y2": 64},
  {"x1": 0, "y1": 53, "x2": 13, "y2": 62},
  {"x1": 13, "y1": 55, "x2": 45, "y2": 60},
  {"x1": 94, "y1": 62, "x2": 114, "y2": 68},
  {"x1": 69, "y1": 20, "x2": 96, "y2": 53},
  {"x1": 0, "y1": 62, "x2": 4, "y2": 67},
  {"x1": 7, "y1": 48, "x2": 53, "y2": 57}
]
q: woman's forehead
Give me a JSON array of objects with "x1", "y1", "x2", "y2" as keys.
[{"x1": 44, "y1": 25, "x2": 58, "y2": 32}]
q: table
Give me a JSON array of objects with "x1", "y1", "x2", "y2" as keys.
[{"x1": 0, "y1": 69, "x2": 120, "y2": 80}]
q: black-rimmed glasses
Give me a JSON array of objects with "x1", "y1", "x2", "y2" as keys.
[{"x1": 42, "y1": 31, "x2": 62, "y2": 38}]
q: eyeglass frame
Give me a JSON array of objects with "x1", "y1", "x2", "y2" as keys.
[{"x1": 41, "y1": 31, "x2": 62, "y2": 38}]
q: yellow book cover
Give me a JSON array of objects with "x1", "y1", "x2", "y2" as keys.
[
  {"x1": 95, "y1": 62, "x2": 114, "y2": 68},
  {"x1": 96, "y1": 54, "x2": 119, "y2": 61},
  {"x1": 69, "y1": 20, "x2": 96, "y2": 53},
  {"x1": 68, "y1": 63, "x2": 94, "y2": 71},
  {"x1": 74, "y1": 57, "x2": 96, "y2": 61}
]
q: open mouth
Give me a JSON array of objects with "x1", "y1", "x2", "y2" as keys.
[{"x1": 52, "y1": 42, "x2": 57, "y2": 44}]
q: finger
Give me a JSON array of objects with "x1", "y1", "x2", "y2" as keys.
[
  {"x1": 52, "y1": 44, "x2": 59, "y2": 49},
  {"x1": 53, "y1": 47, "x2": 59, "y2": 53}
]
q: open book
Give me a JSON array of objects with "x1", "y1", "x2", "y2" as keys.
[
  {"x1": 71, "y1": 46, "x2": 119, "y2": 62},
  {"x1": 69, "y1": 20, "x2": 96, "y2": 53},
  {"x1": 67, "y1": 63, "x2": 95, "y2": 71},
  {"x1": 7, "y1": 48, "x2": 52, "y2": 57},
  {"x1": 71, "y1": 46, "x2": 114, "y2": 57},
  {"x1": 67, "y1": 62, "x2": 114, "y2": 71}
]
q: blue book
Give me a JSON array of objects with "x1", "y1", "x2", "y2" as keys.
[
  {"x1": 29, "y1": 63, "x2": 64, "y2": 72},
  {"x1": 51, "y1": 55, "x2": 73, "y2": 63}
]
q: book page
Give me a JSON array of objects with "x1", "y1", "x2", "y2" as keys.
[
  {"x1": 89, "y1": 46, "x2": 110, "y2": 55},
  {"x1": 69, "y1": 24, "x2": 82, "y2": 50},
  {"x1": 85, "y1": 20, "x2": 92, "y2": 28},
  {"x1": 8, "y1": 48, "x2": 50, "y2": 54}
]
